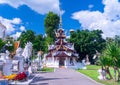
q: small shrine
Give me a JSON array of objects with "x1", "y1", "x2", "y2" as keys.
[{"x1": 44, "y1": 12, "x2": 79, "y2": 68}]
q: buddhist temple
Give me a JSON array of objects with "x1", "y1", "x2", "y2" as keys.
[{"x1": 44, "y1": 11, "x2": 79, "y2": 68}]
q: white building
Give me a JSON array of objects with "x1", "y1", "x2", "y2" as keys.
[{"x1": 44, "y1": 27, "x2": 79, "y2": 68}]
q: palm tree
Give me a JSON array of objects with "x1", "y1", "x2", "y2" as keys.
[
  {"x1": 100, "y1": 53, "x2": 113, "y2": 79},
  {"x1": 105, "y1": 41, "x2": 120, "y2": 81}
]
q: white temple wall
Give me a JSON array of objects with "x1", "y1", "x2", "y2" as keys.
[
  {"x1": 65, "y1": 57, "x2": 69, "y2": 66},
  {"x1": 68, "y1": 57, "x2": 70, "y2": 66},
  {"x1": 64, "y1": 58, "x2": 67, "y2": 67},
  {"x1": 45, "y1": 57, "x2": 82, "y2": 69},
  {"x1": 46, "y1": 57, "x2": 59, "y2": 68},
  {"x1": 73, "y1": 58, "x2": 77, "y2": 65}
]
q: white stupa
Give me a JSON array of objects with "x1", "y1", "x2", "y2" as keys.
[{"x1": 0, "y1": 22, "x2": 6, "y2": 40}]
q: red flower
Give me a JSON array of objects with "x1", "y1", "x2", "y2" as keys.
[{"x1": 14, "y1": 72, "x2": 27, "y2": 80}]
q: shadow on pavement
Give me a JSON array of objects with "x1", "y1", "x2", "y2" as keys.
[{"x1": 29, "y1": 76, "x2": 68, "y2": 85}]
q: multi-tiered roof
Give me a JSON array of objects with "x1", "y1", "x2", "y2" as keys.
[{"x1": 46, "y1": 11, "x2": 78, "y2": 58}]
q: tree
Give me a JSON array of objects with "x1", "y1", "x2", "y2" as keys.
[
  {"x1": 0, "y1": 38, "x2": 5, "y2": 51},
  {"x1": 33, "y1": 34, "x2": 47, "y2": 52},
  {"x1": 115, "y1": 35, "x2": 120, "y2": 46},
  {"x1": 100, "y1": 41, "x2": 120, "y2": 81},
  {"x1": 100, "y1": 52, "x2": 113, "y2": 79},
  {"x1": 106, "y1": 41, "x2": 120, "y2": 81},
  {"x1": 18, "y1": 30, "x2": 35, "y2": 48},
  {"x1": 69, "y1": 29, "x2": 106, "y2": 63},
  {"x1": 44, "y1": 12, "x2": 60, "y2": 43}
]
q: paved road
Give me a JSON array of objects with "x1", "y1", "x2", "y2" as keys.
[{"x1": 29, "y1": 68, "x2": 102, "y2": 85}]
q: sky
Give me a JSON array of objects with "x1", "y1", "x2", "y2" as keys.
[{"x1": 0, "y1": 0, "x2": 120, "y2": 39}]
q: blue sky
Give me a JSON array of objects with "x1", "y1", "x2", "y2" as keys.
[{"x1": 0, "y1": 0, "x2": 120, "y2": 39}]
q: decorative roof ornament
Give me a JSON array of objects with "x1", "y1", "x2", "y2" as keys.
[
  {"x1": 70, "y1": 29, "x2": 75, "y2": 33},
  {"x1": 59, "y1": 9, "x2": 62, "y2": 29},
  {"x1": 58, "y1": 8, "x2": 64, "y2": 32}
]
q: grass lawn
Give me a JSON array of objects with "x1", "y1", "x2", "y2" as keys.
[
  {"x1": 77, "y1": 65, "x2": 120, "y2": 85},
  {"x1": 38, "y1": 67, "x2": 54, "y2": 72}
]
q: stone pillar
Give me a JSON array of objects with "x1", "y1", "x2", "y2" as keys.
[
  {"x1": 52, "y1": 56, "x2": 54, "y2": 66},
  {"x1": 64, "y1": 57, "x2": 67, "y2": 67},
  {"x1": 68, "y1": 57, "x2": 70, "y2": 66},
  {"x1": 73, "y1": 58, "x2": 76, "y2": 66},
  {"x1": 57, "y1": 58, "x2": 59, "y2": 67}
]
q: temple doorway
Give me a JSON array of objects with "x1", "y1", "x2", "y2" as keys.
[{"x1": 59, "y1": 57, "x2": 65, "y2": 67}]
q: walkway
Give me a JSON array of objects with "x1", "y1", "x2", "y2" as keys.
[{"x1": 29, "y1": 68, "x2": 102, "y2": 85}]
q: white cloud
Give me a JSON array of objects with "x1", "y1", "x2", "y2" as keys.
[
  {"x1": 20, "y1": 26, "x2": 26, "y2": 31},
  {"x1": 88, "y1": 4, "x2": 94, "y2": 9},
  {"x1": 66, "y1": 36, "x2": 70, "y2": 39},
  {"x1": 11, "y1": 32, "x2": 21, "y2": 40},
  {"x1": 0, "y1": 16, "x2": 26, "y2": 39},
  {"x1": 12, "y1": 18, "x2": 21, "y2": 24},
  {"x1": 0, "y1": 0, "x2": 61, "y2": 14},
  {"x1": 72, "y1": 0, "x2": 120, "y2": 38},
  {"x1": 0, "y1": 17, "x2": 21, "y2": 34}
]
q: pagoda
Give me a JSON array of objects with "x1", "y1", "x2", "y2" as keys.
[{"x1": 44, "y1": 11, "x2": 79, "y2": 68}]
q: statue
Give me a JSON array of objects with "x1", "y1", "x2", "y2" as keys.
[
  {"x1": 5, "y1": 50, "x2": 10, "y2": 60},
  {"x1": 22, "y1": 42, "x2": 33, "y2": 73},
  {"x1": 98, "y1": 69, "x2": 107, "y2": 80},
  {"x1": 86, "y1": 54, "x2": 90, "y2": 65},
  {"x1": 93, "y1": 50, "x2": 101, "y2": 64},
  {"x1": 22, "y1": 42, "x2": 33, "y2": 65},
  {"x1": 13, "y1": 47, "x2": 24, "y2": 72},
  {"x1": 81, "y1": 58, "x2": 87, "y2": 69},
  {"x1": 33, "y1": 51, "x2": 43, "y2": 71}
]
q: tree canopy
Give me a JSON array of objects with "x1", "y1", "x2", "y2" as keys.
[
  {"x1": 18, "y1": 30, "x2": 48, "y2": 53},
  {"x1": 33, "y1": 34, "x2": 47, "y2": 52},
  {"x1": 44, "y1": 12, "x2": 60, "y2": 43},
  {"x1": 69, "y1": 29, "x2": 106, "y2": 63},
  {"x1": 18, "y1": 30, "x2": 35, "y2": 48}
]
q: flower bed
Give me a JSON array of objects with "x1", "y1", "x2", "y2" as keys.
[
  {"x1": 4, "y1": 74, "x2": 17, "y2": 80},
  {"x1": 14, "y1": 72, "x2": 27, "y2": 80},
  {"x1": 4, "y1": 71, "x2": 28, "y2": 81}
]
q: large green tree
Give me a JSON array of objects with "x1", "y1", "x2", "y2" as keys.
[
  {"x1": 44, "y1": 12, "x2": 60, "y2": 43},
  {"x1": 69, "y1": 29, "x2": 106, "y2": 63},
  {"x1": 18, "y1": 30, "x2": 48, "y2": 54},
  {"x1": 18, "y1": 30, "x2": 35, "y2": 48}
]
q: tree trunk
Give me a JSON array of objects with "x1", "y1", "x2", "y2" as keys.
[
  {"x1": 114, "y1": 67, "x2": 117, "y2": 81},
  {"x1": 106, "y1": 67, "x2": 113, "y2": 79},
  {"x1": 117, "y1": 68, "x2": 120, "y2": 81}
]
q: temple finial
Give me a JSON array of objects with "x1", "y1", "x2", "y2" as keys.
[{"x1": 59, "y1": 9, "x2": 62, "y2": 28}]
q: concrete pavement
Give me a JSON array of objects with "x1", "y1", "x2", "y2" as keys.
[{"x1": 29, "y1": 68, "x2": 102, "y2": 85}]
